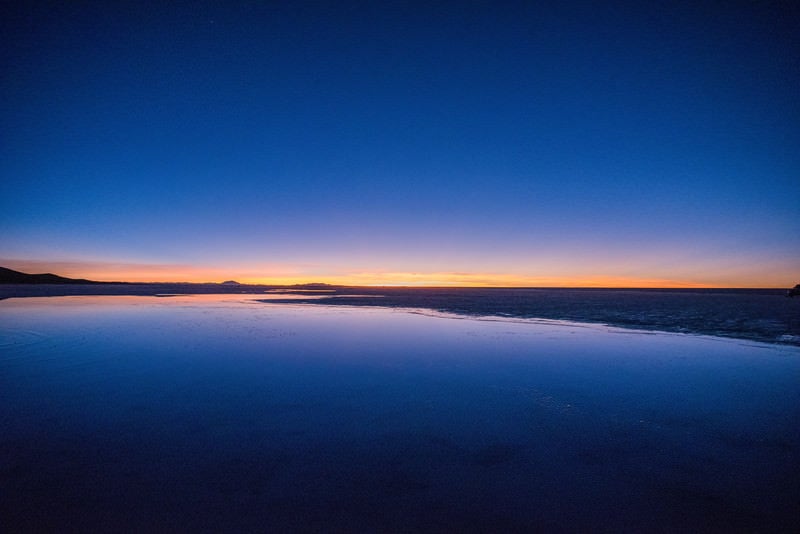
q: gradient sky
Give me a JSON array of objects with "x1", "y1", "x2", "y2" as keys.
[{"x1": 1, "y1": 1, "x2": 798, "y2": 286}]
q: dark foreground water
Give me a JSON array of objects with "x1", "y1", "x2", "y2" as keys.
[{"x1": 1, "y1": 295, "x2": 799, "y2": 532}]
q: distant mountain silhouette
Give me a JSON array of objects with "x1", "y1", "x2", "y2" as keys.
[
  {"x1": 788, "y1": 284, "x2": 800, "y2": 297},
  {"x1": 221, "y1": 280, "x2": 241, "y2": 286},
  {"x1": 0, "y1": 266, "x2": 98, "y2": 284}
]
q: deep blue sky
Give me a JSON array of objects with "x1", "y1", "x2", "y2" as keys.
[{"x1": 2, "y1": 1, "x2": 798, "y2": 285}]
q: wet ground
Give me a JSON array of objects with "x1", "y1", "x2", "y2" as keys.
[{"x1": 1, "y1": 295, "x2": 798, "y2": 532}]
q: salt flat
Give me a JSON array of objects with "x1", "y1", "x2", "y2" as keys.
[{"x1": 1, "y1": 295, "x2": 798, "y2": 532}]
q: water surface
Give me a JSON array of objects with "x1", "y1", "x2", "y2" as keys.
[{"x1": 1, "y1": 295, "x2": 798, "y2": 532}]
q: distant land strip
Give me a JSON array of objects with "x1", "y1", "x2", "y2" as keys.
[{"x1": 1, "y1": 267, "x2": 798, "y2": 347}]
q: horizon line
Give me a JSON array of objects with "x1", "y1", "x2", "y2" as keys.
[
  {"x1": 2, "y1": 264, "x2": 796, "y2": 290},
  {"x1": 11, "y1": 279, "x2": 794, "y2": 290}
]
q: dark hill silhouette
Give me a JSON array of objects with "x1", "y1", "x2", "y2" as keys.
[{"x1": 0, "y1": 266, "x2": 98, "y2": 284}]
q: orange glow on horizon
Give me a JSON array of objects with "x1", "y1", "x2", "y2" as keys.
[
  {"x1": 2, "y1": 259, "x2": 793, "y2": 288},
  {"x1": 238, "y1": 272, "x2": 721, "y2": 288}
]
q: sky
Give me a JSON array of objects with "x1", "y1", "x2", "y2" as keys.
[{"x1": 1, "y1": 1, "x2": 798, "y2": 287}]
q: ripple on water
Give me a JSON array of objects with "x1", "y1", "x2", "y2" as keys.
[
  {"x1": 0, "y1": 328, "x2": 50, "y2": 354},
  {"x1": 0, "y1": 327, "x2": 95, "y2": 368}
]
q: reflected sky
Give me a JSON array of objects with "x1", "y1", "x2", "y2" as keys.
[{"x1": 1, "y1": 296, "x2": 799, "y2": 531}]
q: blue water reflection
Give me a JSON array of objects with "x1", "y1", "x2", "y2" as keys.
[{"x1": 1, "y1": 295, "x2": 798, "y2": 531}]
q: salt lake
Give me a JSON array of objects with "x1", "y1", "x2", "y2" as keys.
[{"x1": 1, "y1": 295, "x2": 798, "y2": 531}]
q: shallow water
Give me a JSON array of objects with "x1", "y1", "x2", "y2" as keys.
[{"x1": 1, "y1": 295, "x2": 798, "y2": 532}]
